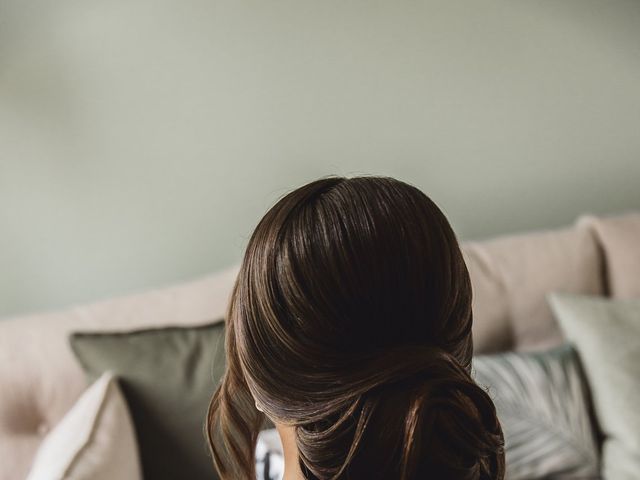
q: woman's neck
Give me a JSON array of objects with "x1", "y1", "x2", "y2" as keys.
[{"x1": 276, "y1": 424, "x2": 305, "y2": 480}]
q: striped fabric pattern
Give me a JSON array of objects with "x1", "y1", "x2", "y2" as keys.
[{"x1": 473, "y1": 344, "x2": 600, "y2": 479}]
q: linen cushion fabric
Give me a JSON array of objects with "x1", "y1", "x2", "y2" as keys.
[
  {"x1": 576, "y1": 211, "x2": 640, "y2": 298},
  {"x1": 69, "y1": 321, "x2": 226, "y2": 480},
  {"x1": 547, "y1": 292, "x2": 640, "y2": 480},
  {"x1": 26, "y1": 372, "x2": 142, "y2": 480},
  {"x1": 462, "y1": 246, "x2": 512, "y2": 353},
  {"x1": 462, "y1": 223, "x2": 604, "y2": 354},
  {"x1": 473, "y1": 344, "x2": 599, "y2": 479}
]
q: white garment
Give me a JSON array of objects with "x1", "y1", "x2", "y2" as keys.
[{"x1": 256, "y1": 428, "x2": 285, "y2": 480}]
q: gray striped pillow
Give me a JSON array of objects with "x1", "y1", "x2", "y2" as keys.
[{"x1": 473, "y1": 344, "x2": 600, "y2": 479}]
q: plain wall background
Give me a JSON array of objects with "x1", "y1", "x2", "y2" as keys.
[{"x1": 1, "y1": 0, "x2": 639, "y2": 319}]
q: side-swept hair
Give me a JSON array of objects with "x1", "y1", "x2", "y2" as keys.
[{"x1": 207, "y1": 175, "x2": 505, "y2": 479}]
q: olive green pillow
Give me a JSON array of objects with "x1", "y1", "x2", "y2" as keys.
[{"x1": 69, "y1": 321, "x2": 226, "y2": 480}]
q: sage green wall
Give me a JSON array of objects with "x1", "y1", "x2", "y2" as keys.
[{"x1": 1, "y1": 0, "x2": 639, "y2": 319}]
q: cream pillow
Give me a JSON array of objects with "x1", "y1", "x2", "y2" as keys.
[
  {"x1": 26, "y1": 372, "x2": 142, "y2": 480},
  {"x1": 547, "y1": 292, "x2": 640, "y2": 480}
]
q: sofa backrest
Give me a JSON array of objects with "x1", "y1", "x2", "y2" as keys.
[
  {"x1": 3, "y1": 211, "x2": 638, "y2": 480},
  {"x1": 467, "y1": 221, "x2": 605, "y2": 353},
  {"x1": 577, "y1": 211, "x2": 640, "y2": 299}
]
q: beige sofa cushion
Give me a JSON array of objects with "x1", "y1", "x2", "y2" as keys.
[
  {"x1": 464, "y1": 223, "x2": 604, "y2": 353},
  {"x1": 463, "y1": 246, "x2": 512, "y2": 353},
  {"x1": 577, "y1": 211, "x2": 640, "y2": 299},
  {"x1": 0, "y1": 264, "x2": 239, "y2": 480}
]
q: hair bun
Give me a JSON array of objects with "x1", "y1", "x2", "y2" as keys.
[
  {"x1": 296, "y1": 345, "x2": 505, "y2": 479},
  {"x1": 405, "y1": 354, "x2": 505, "y2": 478}
]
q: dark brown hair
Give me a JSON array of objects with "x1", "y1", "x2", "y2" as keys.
[{"x1": 207, "y1": 175, "x2": 505, "y2": 479}]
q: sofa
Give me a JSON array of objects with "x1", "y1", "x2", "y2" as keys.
[{"x1": 1, "y1": 210, "x2": 639, "y2": 480}]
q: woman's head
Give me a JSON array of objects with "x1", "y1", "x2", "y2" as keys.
[{"x1": 207, "y1": 175, "x2": 505, "y2": 479}]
